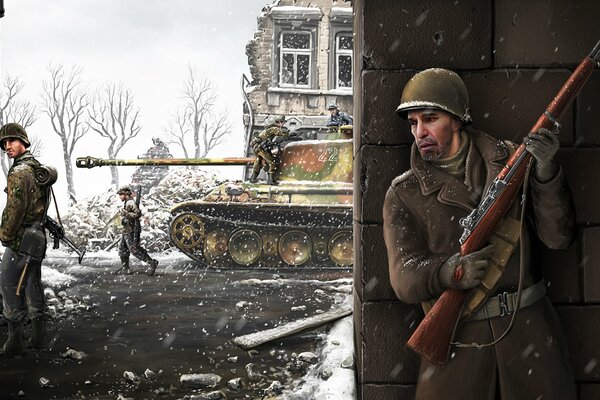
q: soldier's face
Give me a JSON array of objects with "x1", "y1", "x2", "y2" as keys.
[
  {"x1": 2, "y1": 138, "x2": 27, "y2": 159},
  {"x1": 407, "y1": 109, "x2": 461, "y2": 161},
  {"x1": 119, "y1": 193, "x2": 128, "y2": 201}
]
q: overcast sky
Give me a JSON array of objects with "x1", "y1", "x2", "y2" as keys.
[{"x1": 0, "y1": 0, "x2": 275, "y2": 210}]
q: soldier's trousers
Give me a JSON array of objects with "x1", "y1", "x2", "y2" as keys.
[
  {"x1": 252, "y1": 148, "x2": 276, "y2": 173},
  {"x1": 0, "y1": 247, "x2": 45, "y2": 322},
  {"x1": 118, "y1": 231, "x2": 153, "y2": 264}
]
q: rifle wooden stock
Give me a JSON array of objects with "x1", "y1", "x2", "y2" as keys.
[{"x1": 407, "y1": 40, "x2": 600, "y2": 365}]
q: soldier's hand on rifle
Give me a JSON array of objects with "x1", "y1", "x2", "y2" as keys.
[
  {"x1": 525, "y1": 127, "x2": 560, "y2": 182},
  {"x1": 438, "y1": 244, "x2": 496, "y2": 290}
]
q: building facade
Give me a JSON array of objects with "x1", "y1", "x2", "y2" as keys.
[{"x1": 243, "y1": 0, "x2": 353, "y2": 148}]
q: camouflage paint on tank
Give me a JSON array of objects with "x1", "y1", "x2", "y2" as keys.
[
  {"x1": 199, "y1": 180, "x2": 352, "y2": 206},
  {"x1": 276, "y1": 138, "x2": 352, "y2": 183}
]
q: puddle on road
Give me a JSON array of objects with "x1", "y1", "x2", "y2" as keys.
[{"x1": 0, "y1": 264, "x2": 351, "y2": 399}]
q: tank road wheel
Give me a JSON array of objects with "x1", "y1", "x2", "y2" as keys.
[
  {"x1": 170, "y1": 213, "x2": 205, "y2": 254},
  {"x1": 229, "y1": 229, "x2": 262, "y2": 266},
  {"x1": 204, "y1": 229, "x2": 230, "y2": 265},
  {"x1": 259, "y1": 231, "x2": 281, "y2": 267},
  {"x1": 278, "y1": 230, "x2": 312, "y2": 266},
  {"x1": 328, "y1": 231, "x2": 353, "y2": 266}
]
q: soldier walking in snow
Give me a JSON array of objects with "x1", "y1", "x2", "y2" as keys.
[{"x1": 114, "y1": 185, "x2": 158, "y2": 276}]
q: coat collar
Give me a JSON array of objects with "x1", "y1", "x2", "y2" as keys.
[{"x1": 410, "y1": 128, "x2": 510, "y2": 211}]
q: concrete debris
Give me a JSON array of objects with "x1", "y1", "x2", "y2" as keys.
[
  {"x1": 264, "y1": 380, "x2": 284, "y2": 396},
  {"x1": 227, "y1": 377, "x2": 244, "y2": 391},
  {"x1": 144, "y1": 368, "x2": 156, "y2": 379},
  {"x1": 180, "y1": 373, "x2": 222, "y2": 389},
  {"x1": 245, "y1": 363, "x2": 265, "y2": 380},
  {"x1": 123, "y1": 371, "x2": 139, "y2": 383},
  {"x1": 61, "y1": 348, "x2": 88, "y2": 360},
  {"x1": 297, "y1": 351, "x2": 318, "y2": 364}
]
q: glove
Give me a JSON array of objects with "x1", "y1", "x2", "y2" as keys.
[
  {"x1": 524, "y1": 127, "x2": 559, "y2": 182},
  {"x1": 438, "y1": 244, "x2": 496, "y2": 290}
]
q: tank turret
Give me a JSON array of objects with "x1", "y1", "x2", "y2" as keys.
[{"x1": 76, "y1": 131, "x2": 353, "y2": 268}]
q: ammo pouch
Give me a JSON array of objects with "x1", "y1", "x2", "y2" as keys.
[{"x1": 18, "y1": 223, "x2": 47, "y2": 261}]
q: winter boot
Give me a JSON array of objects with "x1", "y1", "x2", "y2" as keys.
[
  {"x1": 114, "y1": 256, "x2": 132, "y2": 275},
  {"x1": 267, "y1": 172, "x2": 276, "y2": 185},
  {"x1": 145, "y1": 259, "x2": 159, "y2": 276},
  {"x1": 28, "y1": 316, "x2": 48, "y2": 350},
  {"x1": 249, "y1": 171, "x2": 259, "y2": 183},
  {"x1": 2, "y1": 319, "x2": 25, "y2": 356}
]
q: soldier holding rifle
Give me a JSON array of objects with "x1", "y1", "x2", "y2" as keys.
[
  {"x1": 114, "y1": 185, "x2": 158, "y2": 276},
  {"x1": 0, "y1": 123, "x2": 55, "y2": 355},
  {"x1": 383, "y1": 69, "x2": 576, "y2": 399}
]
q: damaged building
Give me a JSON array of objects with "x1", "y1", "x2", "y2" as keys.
[{"x1": 242, "y1": 0, "x2": 353, "y2": 157}]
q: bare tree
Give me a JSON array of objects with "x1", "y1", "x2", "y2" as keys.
[
  {"x1": 165, "y1": 65, "x2": 231, "y2": 158},
  {"x1": 41, "y1": 64, "x2": 89, "y2": 205},
  {"x1": 0, "y1": 75, "x2": 38, "y2": 178},
  {"x1": 88, "y1": 82, "x2": 142, "y2": 188}
]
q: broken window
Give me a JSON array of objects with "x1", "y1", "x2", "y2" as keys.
[
  {"x1": 336, "y1": 33, "x2": 353, "y2": 89},
  {"x1": 279, "y1": 31, "x2": 312, "y2": 87}
]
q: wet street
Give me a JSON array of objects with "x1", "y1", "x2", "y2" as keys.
[{"x1": 0, "y1": 252, "x2": 353, "y2": 400}]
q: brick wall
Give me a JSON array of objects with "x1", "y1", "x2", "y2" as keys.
[{"x1": 353, "y1": 0, "x2": 600, "y2": 399}]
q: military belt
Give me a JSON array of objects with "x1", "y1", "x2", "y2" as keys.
[{"x1": 468, "y1": 280, "x2": 546, "y2": 321}]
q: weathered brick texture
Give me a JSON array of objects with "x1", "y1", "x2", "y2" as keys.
[
  {"x1": 495, "y1": 0, "x2": 600, "y2": 67},
  {"x1": 361, "y1": 302, "x2": 421, "y2": 383},
  {"x1": 363, "y1": 0, "x2": 492, "y2": 70},
  {"x1": 355, "y1": 146, "x2": 410, "y2": 225},
  {"x1": 362, "y1": 384, "x2": 416, "y2": 400},
  {"x1": 582, "y1": 228, "x2": 600, "y2": 302},
  {"x1": 355, "y1": 0, "x2": 600, "y2": 398}
]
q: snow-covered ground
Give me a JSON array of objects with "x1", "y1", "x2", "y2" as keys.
[{"x1": 36, "y1": 250, "x2": 358, "y2": 399}]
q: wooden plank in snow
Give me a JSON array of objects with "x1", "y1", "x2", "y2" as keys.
[{"x1": 232, "y1": 306, "x2": 352, "y2": 349}]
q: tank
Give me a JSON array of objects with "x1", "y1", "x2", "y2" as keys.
[{"x1": 75, "y1": 132, "x2": 353, "y2": 269}]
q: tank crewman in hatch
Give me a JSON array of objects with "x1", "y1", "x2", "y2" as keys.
[
  {"x1": 114, "y1": 185, "x2": 159, "y2": 276},
  {"x1": 249, "y1": 115, "x2": 289, "y2": 185},
  {"x1": 325, "y1": 103, "x2": 353, "y2": 131},
  {"x1": 0, "y1": 123, "x2": 56, "y2": 355},
  {"x1": 383, "y1": 68, "x2": 576, "y2": 399}
]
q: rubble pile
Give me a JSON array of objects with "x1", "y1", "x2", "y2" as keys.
[{"x1": 61, "y1": 169, "x2": 221, "y2": 252}]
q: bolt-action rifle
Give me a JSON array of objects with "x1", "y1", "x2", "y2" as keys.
[
  {"x1": 407, "y1": 39, "x2": 600, "y2": 366},
  {"x1": 45, "y1": 216, "x2": 86, "y2": 264}
]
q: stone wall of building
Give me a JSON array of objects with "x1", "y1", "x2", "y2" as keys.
[
  {"x1": 245, "y1": 0, "x2": 353, "y2": 123},
  {"x1": 353, "y1": 1, "x2": 600, "y2": 399}
]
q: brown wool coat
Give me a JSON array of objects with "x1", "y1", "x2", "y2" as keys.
[{"x1": 383, "y1": 128, "x2": 577, "y2": 400}]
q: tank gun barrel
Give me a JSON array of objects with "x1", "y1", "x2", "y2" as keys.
[{"x1": 76, "y1": 156, "x2": 255, "y2": 169}]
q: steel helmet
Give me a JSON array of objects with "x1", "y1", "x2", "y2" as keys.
[
  {"x1": 327, "y1": 102, "x2": 338, "y2": 110},
  {"x1": 274, "y1": 115, "x2": 287, "y2": 123},
  {"x1": 0, "y1": 123, "x2": 31, "y2": 150},
  {"x1": 395, "y1": 68, "x2": 472, "y2": 125},
  {"x1": 117, "y1": 185, "x2": 132, "y2": 195}
]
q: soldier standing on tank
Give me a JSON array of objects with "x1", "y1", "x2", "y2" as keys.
[
  {"x1": 0, "y1": 123, "x2": 55, "y2": 355},
  {"x1": 249, "y1": 115, "x2": 289, "y2": 185},
  {"x1": 114, "y1": 185, "x2": 158, "y2": 276},
  {"x1": 325, "y1": 103, "x2": 353, "y2": 130}
]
